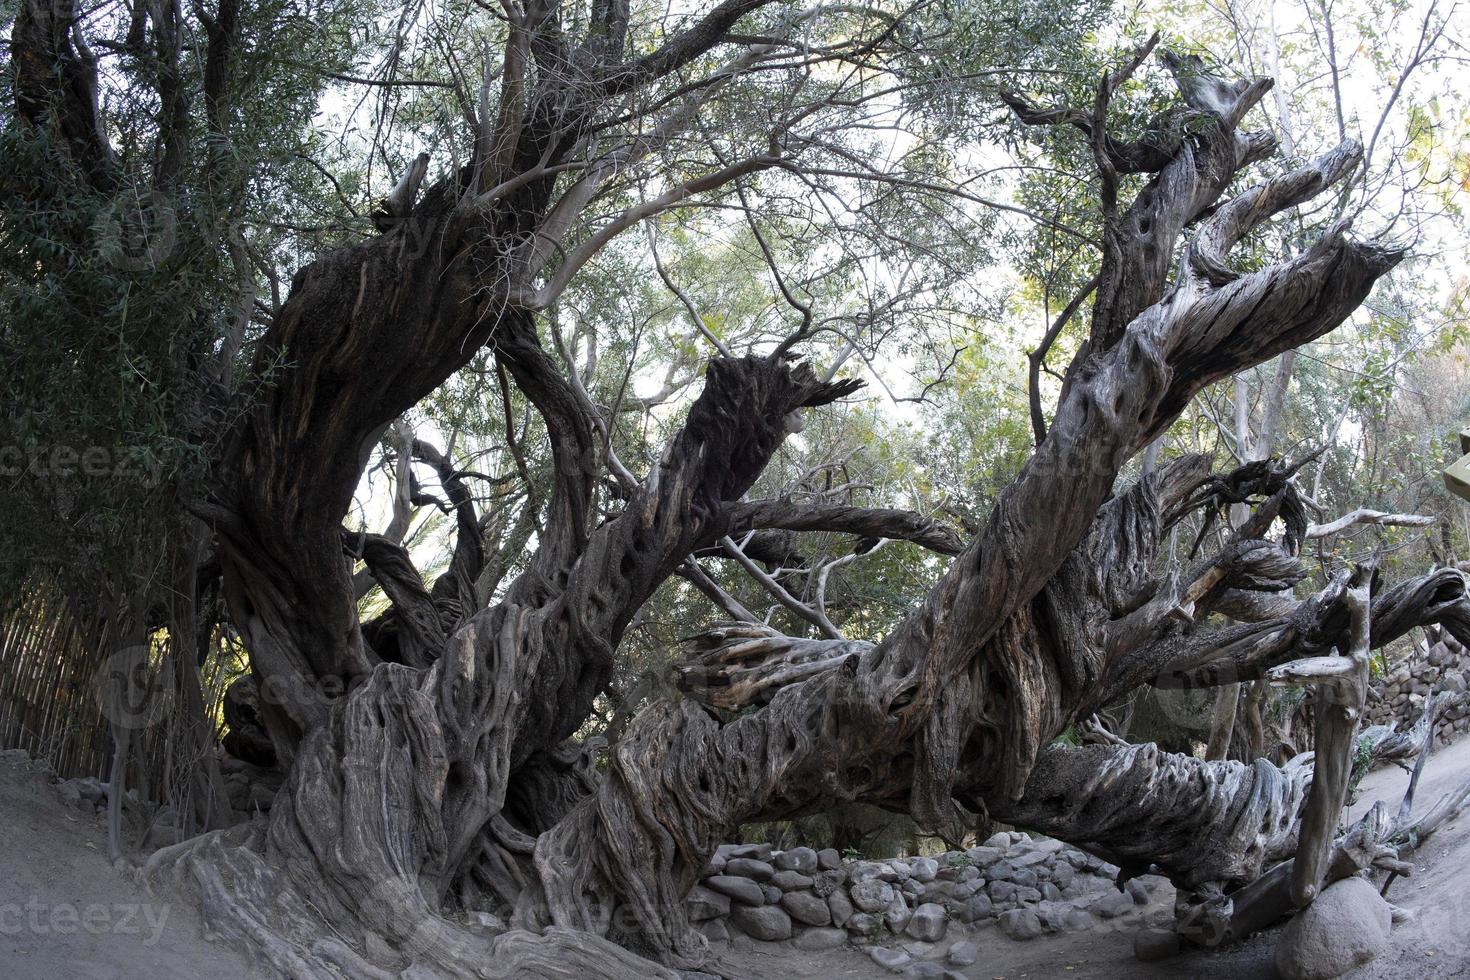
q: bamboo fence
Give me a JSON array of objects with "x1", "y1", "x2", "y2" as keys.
[{"x1": 0, "y1": 586, "x2": 113, "y2": 778}]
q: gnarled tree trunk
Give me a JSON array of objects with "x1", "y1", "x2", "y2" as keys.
[{"x1": 28, "y1": 20, "x2": 1453, "y2": 979}]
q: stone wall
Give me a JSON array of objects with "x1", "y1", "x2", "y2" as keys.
[
  {"x1": 687, "y1": 627, "x2": 1470, "y2": 967},
  {"x1": 687, "y1": 832, "x2": 1176, "y2": 967},
  {"x1": 1367, "y1": 628, "x2": 1470, "y2": 745}
]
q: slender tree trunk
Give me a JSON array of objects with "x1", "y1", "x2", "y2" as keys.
[{"x1": 1209, "y1": 353, "x2": 1298, "y2": 760}]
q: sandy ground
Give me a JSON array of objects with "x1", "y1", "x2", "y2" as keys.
[
  {"x1": 0, "y1": 751, "x2": 260, "y2": 979},
  {"x1": 1342, "y1": 733, "x2": 1470, "y2": 980},
  {"x1": 709, "y1": 893, "x2": 1281, "y2": 980},
  {"x1": 0, "y1": 738, "x2": 1465, "y2": 980}
]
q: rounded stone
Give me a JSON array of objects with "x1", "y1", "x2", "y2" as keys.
[
  {"x1": 771, "y1": 869, "x2": 814, "y2": 891},
  {"x1": 905, "y1": 902, "x2": 948, "y2": 942},
  {"x1": 988, "y1": 879, "x2": 1018, "y2": 903},
  {"x1": 817, "y1": 847, "x2": 843, "y2": 871},
  {"x1": 725, "y1": 842, "x2": 773, "y2": 862},
  {"x1": 883, "y1": 891, "x2": 912, "y2": 933},
  {"x1": 684, "y1": 884, "x2": 730, "y2": 920},
  {"x1": 704, "y1": 875, "x2": 765, "y2": 907},
  {"x1": 827, "y1": 887, "x2": 855, "y2": 926},
  {"x1": 725, "y1": 857, "x2": 775, "y2": 881},
  {"x1": 846, "y1": 912, "x2": 881, "y2": 937},
  {"x1": 869, "y1": 946, "x2": 912, "y2": 973},
  {"x1": 955, "y1": 893, "x2": 993, "y2": 924},
  {"x1": 910, "y1": 857, "x2": 940, "y2": 882},
  {"x1": 730, "y1": 904, "x2": 793, "y2": 941},
  {"x1": 998, "y1": 908, "x2": 1043, "y2": 941},
  {"x1": 946, "y1": 939, "x2": 979, "y2": 966},
  {"x1": 922, "y1": 880, "x2": 956, "y2": 902},
  {"x1": 775, "y1": 846, "x2": 819, "y2": 872},
  {"x1": 1274, "y1": 877, "x2": 1391, "y2": 980},
  {"x1": 793, "y1": 926, "x2": 847, "y2": 950},
  {"x1": 781, "y1": 890, "x2": 832, "y2": 926},
  {"x1": 1090, "y1": 890, "x2": 1136, "y2": 919},
  {"x1": 1035, "y1": 900, "x2": 1074, "y2": 932},
  {"x1": 851, "y1": 880, "x2": 895, "y2": 912}
]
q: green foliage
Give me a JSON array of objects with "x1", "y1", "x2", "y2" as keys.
[
  {"x1": 1347, "y1": 731, "x2": 1379, "y2": 800},
  {"x1": 0, "y1": 0, "x2": 390, "y2": 607},
  {"x1": 1048, "y1": 726, "x2": 1081, "y2": 749}
]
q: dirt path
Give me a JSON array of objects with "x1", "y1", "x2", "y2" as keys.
[
  {"x1": 0, "y1": 750, "x2": 260, "y2": 979},
  {"x1": 1343, "y1": 733, "x2": 1470, "y2": 980},
  {"x1": 710, "y1": 889, "x2": 1280, "y2": 980}
]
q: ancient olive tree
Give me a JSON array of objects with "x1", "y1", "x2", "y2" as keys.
[{"x1": 8, "y1": 0, "x2": 1470, "y2": 976}]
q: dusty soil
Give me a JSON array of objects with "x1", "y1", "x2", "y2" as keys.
[
  {"x1": 0, "y1": 750, "x2": 259, "y2": 979},
  {"x1": 0, "y1": 739, "x2": 1465, "y2": 980},
  {"x1": 708, "y1": 894, "x2": 1281, "y2": 980},
  {"x1": 1342, "y1": 733, "x2": 1470, "y2": 980}
]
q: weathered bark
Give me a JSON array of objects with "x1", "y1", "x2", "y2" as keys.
[{"x1": 1270, "y1": 567, "x2": 1372, "y2": 905}]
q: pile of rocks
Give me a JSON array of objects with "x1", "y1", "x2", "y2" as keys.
[
  {"x1": 1367, "y1": 631, "x2": 1470, "y2": 745},
  {"x1": 686, "y1": 831, "x2": 1170, "y2": 956},
  {"x1": 219, "y1": 753, "x2": 284, "y2": 812},
  {"x1": 53, "y1": 774, "x2": 198, "y2": 849},
  {"x1": 54, "y1": 774, "x2": 110, "y2": 812}
]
